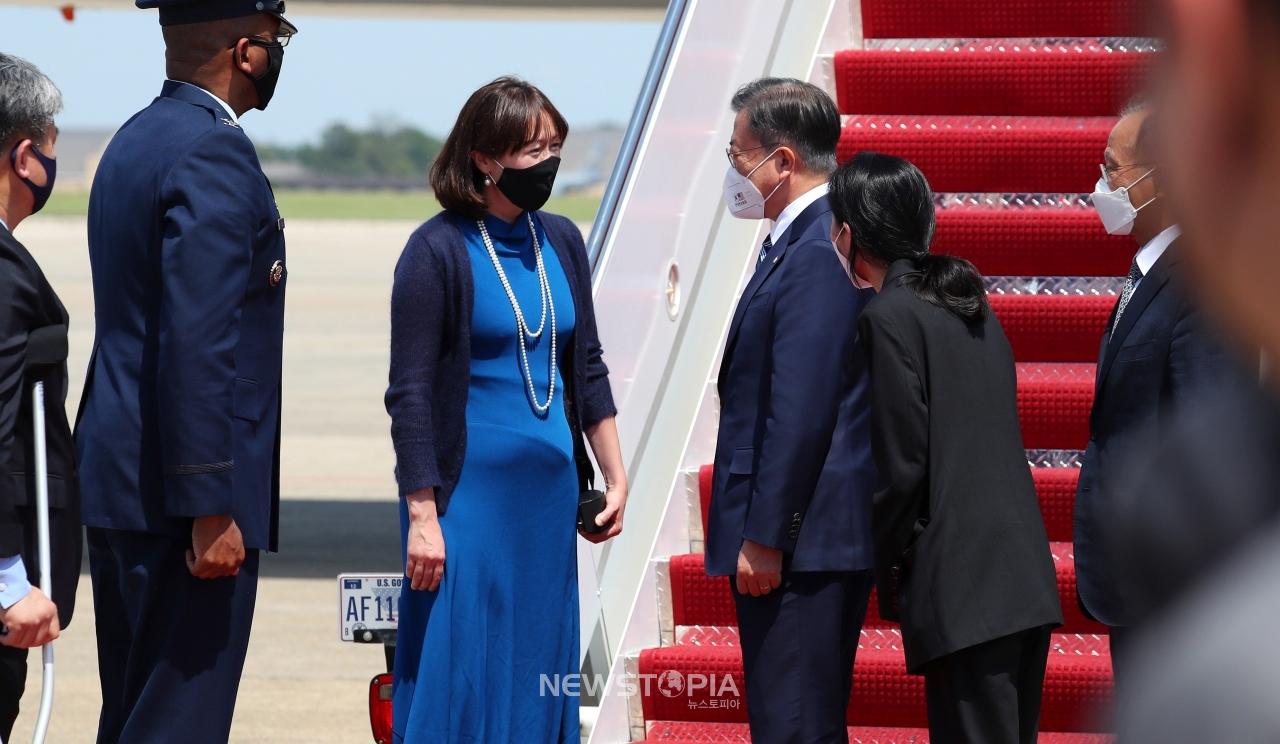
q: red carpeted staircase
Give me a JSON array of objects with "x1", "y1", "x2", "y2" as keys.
[{"x1": 628, "y1": 1, "x2": 1152, "y2": 740}]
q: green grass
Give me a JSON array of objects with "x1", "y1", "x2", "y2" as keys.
[
  {"x1": 42, "y1": 191, "x2": 90, "y2": 216},
  {"x1": 40, "y1": 189, "x2": 601, "y2": 223}
]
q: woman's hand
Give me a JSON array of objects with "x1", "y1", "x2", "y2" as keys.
[
  {"x1": 580, "y1": 480, "x2": 627, "y2": 543},
  {"x1": 405, "y1": 488, "x2": 445, "y2": 591},
  {"x1": 581, "y1": 416, "x2": 628, "y2": 543}
]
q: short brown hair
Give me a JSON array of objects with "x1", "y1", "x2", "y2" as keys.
[{"x1": 431, "y1": 77, "x2": 569, "y2": 219}]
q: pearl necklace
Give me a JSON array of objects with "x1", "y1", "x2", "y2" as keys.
[{"x1": 477, "y1": 214, "x2": 556, "y2": 413}]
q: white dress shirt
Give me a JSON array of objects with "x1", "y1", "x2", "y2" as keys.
[
  {"x1": 168, "y1": 79, "x2": 240, "y2": 125},
  {"x1": 1133, "y1": 224, "x2": 1181, "y2": 289},
  {"x1": 769, "y1": 182, "x2": 829, "y2": 246}
]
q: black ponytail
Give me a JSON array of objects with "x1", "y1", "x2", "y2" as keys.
[
  {"x1": 828, "y1": 151, "x2": 989, "y2": 324},
  {"x1": 904, "y1": 254, "x2": 989, "y2": 324}
]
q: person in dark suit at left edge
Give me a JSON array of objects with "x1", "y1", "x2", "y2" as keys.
[
  {"x1": 0, "y1": 54, "x2": 82, "y2": 743},
  {"x1": 74, "y1": 2, "x2": 295, "y2": 741}
]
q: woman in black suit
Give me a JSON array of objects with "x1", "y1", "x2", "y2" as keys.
[{"x1": 829, "y1": 152, "x2": 1062, "y2": 744}]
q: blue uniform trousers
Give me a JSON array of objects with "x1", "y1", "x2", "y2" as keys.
[
  {"x1": 88, "y1": 527, "x2": 258, "y2": 744},
  {"x1": 732, "y1": 566, "x2": 875, "y2": 744}
]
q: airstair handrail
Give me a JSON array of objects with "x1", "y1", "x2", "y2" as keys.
[{"x1": 585, "y1": 0, "x2": 691, "y2": 279}]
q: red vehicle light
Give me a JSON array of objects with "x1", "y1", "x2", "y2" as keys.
[{"x1": 369, "y1": 673, "x2": 393, "y2": 744}]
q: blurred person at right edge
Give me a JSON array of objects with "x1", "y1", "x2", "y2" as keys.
[
  {"x1": 834, "y1": 152, "x2": 1062, "y2": 744},
  {"x1": 1105, "y1": 0, "x2": 1280, "y2": 740},
  {"x1": 1073, "y1": 98, "x2": 1241, "y2": 687}
]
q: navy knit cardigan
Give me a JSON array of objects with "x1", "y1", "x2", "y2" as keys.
[{"x1": 385, "y1": 209, "x2": 617, "y2": 513}]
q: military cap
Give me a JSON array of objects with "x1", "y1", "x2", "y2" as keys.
[{"x1": 135, "y1": 0, "x2": 297, "y2": 35}]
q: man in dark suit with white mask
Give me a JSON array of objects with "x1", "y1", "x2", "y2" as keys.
[
  {"x1": 1074, "y1": 100, "x2": 1240, "y2": 679},
  {"x1": 707, "y1": 77, "x2": 878, "y2": 744}
]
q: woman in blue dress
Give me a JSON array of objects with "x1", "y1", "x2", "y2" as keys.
[{"x1": 385, "y1": 77, "x2": 628, "y2": 744}]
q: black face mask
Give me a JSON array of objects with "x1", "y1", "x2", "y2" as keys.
[
  {"x1": 244, "y1": 40, "x2": 284, "y2": 111},
  {"x1": 10, "y1": 144, "x2": 56, "y2": 215},
  {"x1": 494, "y1": 156, "x2": 560, "y2": 212}
]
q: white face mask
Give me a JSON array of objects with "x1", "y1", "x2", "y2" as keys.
[
  {"x1": 831, "y1": 224, "x2": 874, "y2": 289},
  {"x1": 1092, "y1": 165, "x2": 1156, "y2": 235},
  {"x1": 723, "y1": 148, "x2": 784, "y2": 220}
]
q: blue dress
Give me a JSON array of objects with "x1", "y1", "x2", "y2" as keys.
[{"x1": 393, "y1": 212, "x2": 580, "y2": 744}]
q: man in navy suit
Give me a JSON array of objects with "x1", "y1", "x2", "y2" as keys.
[
  {"x1": 75, "y1": 2, "x2": 295, "y2": 741},
  {"x1": 1075, "y1": 102, "x2": 1239, "y2": 680},
  {"x1": 707, "y1": 78, "x2": 877, "y2": 743}
]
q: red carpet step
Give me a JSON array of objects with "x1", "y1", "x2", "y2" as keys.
[
  {"x1": 836, "y1": 40, "x2": 1154, "y2": 118},
  {"x1": 638, "y1": 628, "x2": 1112, "y2": 731},
  {"x1": 1052, "y1": 543, "x2": 1108, "y2": 634},
  {"x1": 1017, "y1": 363, "x2": 1094, "y2": 450},
  {"x1": 838, "y1": 116, "x2": 1114, "y2": 193},
  {"x1": 667, "y1": 544, "x2": 1106, "y2": 635},
  {"x1": 1034, "y1": 466, "x2": 1081, "y2": 542},
  {"x1": 991, "y1": 291, "x2": 1117, "y2": 363},
  {"x1": 698, "y1": 464, "x2": 1082, "y2": 547},
  {"x1": 859, "y1": 0, "x2": 1150, "y2": 39},
  {"x1": 644, "y1": 721, "x2": 1116, "y2": 743},
  {"x1": 933, "y1": 195, "x2": 1132, "y2": 277}
]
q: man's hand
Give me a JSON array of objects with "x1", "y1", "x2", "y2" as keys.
[
  {"x1": 0, "y1": 587, "x2": 59, "y2": 648},
  {"x1": 735, "y1": 539, "x2": 784, "y2": 597},
  {"x1": 187, "y1": 514, "x2": 245, "y2": 579},
  {"x1": 405, "y1": 488, "x2": 445, "y2": 592}
]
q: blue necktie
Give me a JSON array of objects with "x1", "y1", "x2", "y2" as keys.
[{"x1": 757, "y1": 235, "x2": 773, "y2": 265}]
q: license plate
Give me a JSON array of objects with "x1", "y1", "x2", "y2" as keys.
[{"x1": 337, "y1": 573, "x2": 402, "y2": 642}]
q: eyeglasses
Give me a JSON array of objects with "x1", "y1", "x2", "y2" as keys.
[
  {"x1": 725, "y1": 143, "x2": 777, "y2": 166},
  {"x1": 235, "y1": 33, "x2": 291, "y2": 50},
  {"x1": 1100, "y1": 162, "x2": 1152, "y2": 179}
]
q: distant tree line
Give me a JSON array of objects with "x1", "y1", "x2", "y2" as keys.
[{"x1": 257, "y1": 122, "x2": 443, "y2": 178}]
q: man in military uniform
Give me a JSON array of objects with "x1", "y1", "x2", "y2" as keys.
[{"x1": 75, "y1": 1, "x2": 295, "y2": 740}]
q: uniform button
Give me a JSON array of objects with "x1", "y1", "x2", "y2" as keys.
[
  {"x1": 890, "y1": 566, "x2": 900, "y2": 577},
  {"x1": 269, "y1": 260, "x2": 285, "y2": 287},
  {"x1": 0, "y1": 583, "x2": 6, "y2": 592}
]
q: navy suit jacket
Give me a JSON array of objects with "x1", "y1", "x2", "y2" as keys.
[
  {"x1": 705, "y1": 195, "x2": 877, "y2": 576},
  {"x1": 76, "y1": 81, "x2": 287, "y2": 551},
  {"x1": 1075, "y1": 238, "x2": 1238, "y2": 625}
]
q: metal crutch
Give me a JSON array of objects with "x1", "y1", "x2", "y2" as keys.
[
  {"x1": 28, "y1": 378, "x2": 53, "y2": 744},
  {"x1": 23, "y1": 323, "x2": 65, "y2": 744}
]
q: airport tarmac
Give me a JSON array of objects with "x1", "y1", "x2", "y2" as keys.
[{"x1": 6, "y1": 216, "x2": 422, "y2": 743}]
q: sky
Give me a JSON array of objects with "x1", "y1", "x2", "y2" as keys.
[{"x1": 0, "y1": 6, "x2": 660, "y2": 146}]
